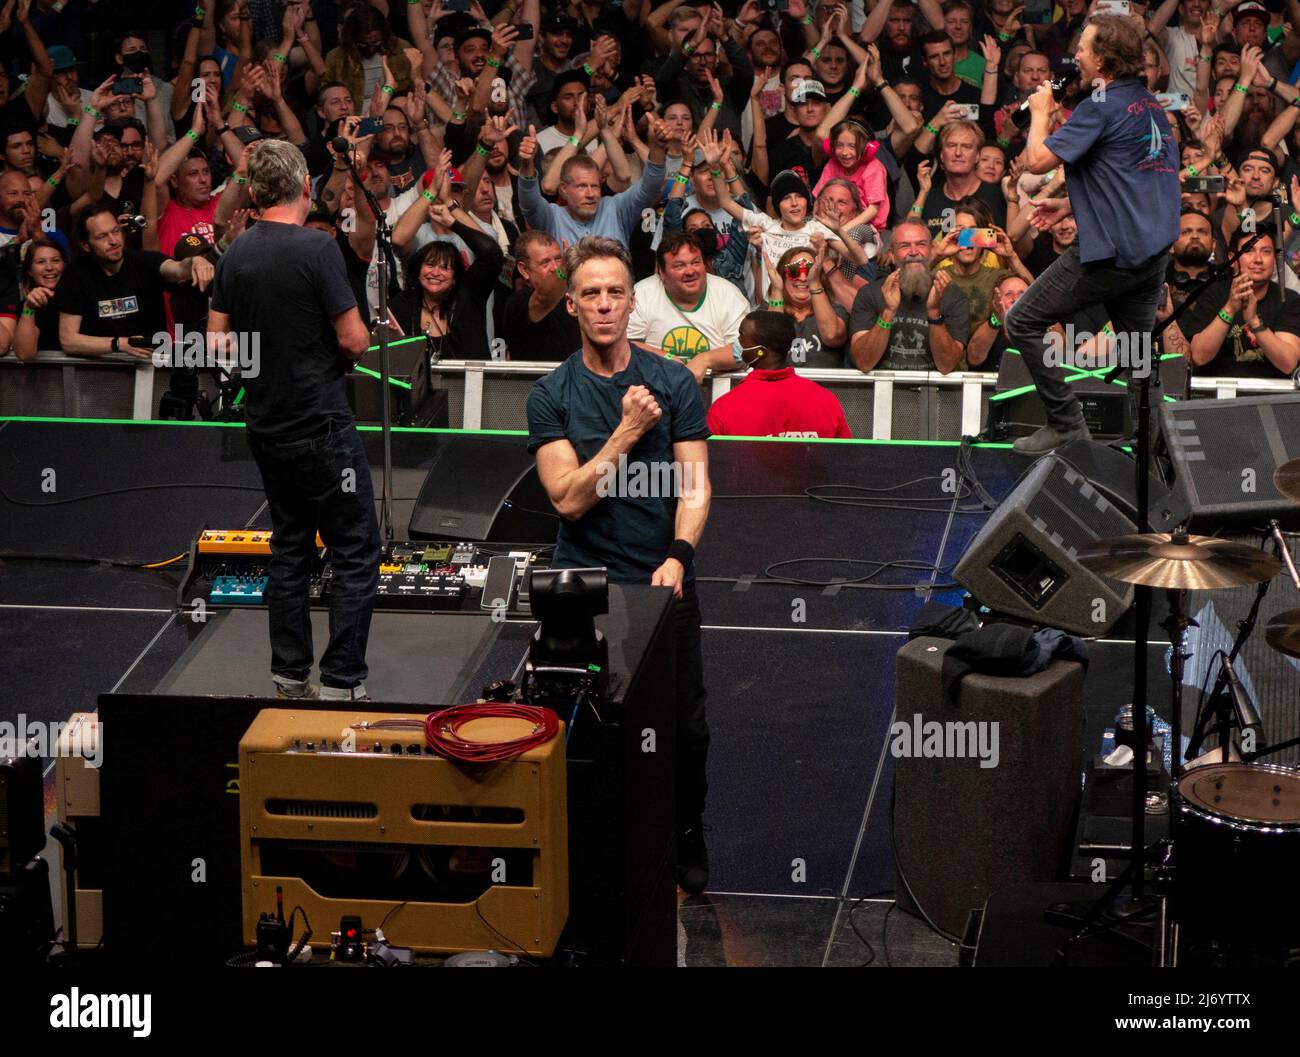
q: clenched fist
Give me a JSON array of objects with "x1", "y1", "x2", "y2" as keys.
[{"x1": 621, "y1": 384, "x2": 662, "y2": 437}]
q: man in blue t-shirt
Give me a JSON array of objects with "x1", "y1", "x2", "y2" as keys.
[
  {"x1": 526, "y1": 236, "x2": 714, "y2": 894},
  {"x1": 1005, "y1": 15, "x2": 1180, "y2": 454}
]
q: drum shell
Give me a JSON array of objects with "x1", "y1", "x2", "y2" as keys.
[{"x1": 1175, "y1": 763, "x2": 1300, "y2": 945}]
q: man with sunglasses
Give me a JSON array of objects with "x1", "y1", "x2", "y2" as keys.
[{"x1": 706, "y1": 309, "x2": 852, "y2": 438}]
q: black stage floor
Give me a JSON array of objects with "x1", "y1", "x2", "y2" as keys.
[{"x1": 0, "y1": 419, "x2": 1184, "y2": 967}]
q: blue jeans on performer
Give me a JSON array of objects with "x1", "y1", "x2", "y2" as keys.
[
  {"x1": 1005, "y1": 245, "x2": 1167, "y2": 431},
  {"x1": 246, "y1": 420, "x2": 380, "y2": 690}
]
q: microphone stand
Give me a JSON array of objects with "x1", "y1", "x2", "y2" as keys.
[
  {"x1": 334, "y1": 140, "x2": 395, "y2": 543},
  {"x1": 1054, "y1": 234, "x2": 1269, "y2": 964}
]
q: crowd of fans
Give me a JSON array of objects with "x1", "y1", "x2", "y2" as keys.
[{"x1": 1, "y1": 0, "x2": 1299, "y2": 438}]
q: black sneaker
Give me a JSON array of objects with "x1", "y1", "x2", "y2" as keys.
[
  {"x1": 677, "y1": 823, "x2": 709, "y2": 894},
  {"x1": 1012, "y1": 421, "x2": 1092, "y2": 455}
]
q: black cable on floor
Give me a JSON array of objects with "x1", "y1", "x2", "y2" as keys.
[{"x1": 846, "y1": 888, "x2": 895, "y2": 967}]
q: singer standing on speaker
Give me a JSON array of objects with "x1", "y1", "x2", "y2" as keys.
[
  {"x1": 526, "y1": 236, "x2": 714, "y2": 894},
  {"x1": 1005, "y1": 15, "x2": 1181, "y2": 454},
  {"x1": 207, "y1": 140, "x2": 379, "y2": 702}
]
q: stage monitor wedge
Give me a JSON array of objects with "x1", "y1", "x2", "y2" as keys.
[
  {"x1": 408, "y1": 435, "x2": 557, "y2": 543},
  {"x1": 1161, "y1": 394, "x2": 1300, "y2": 530},
  {"x1": 955, "y1": 454, "x2": 1136, "y2": 635}
]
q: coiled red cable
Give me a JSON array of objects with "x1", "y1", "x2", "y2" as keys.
[{"x1": 423, "y1": 703, "x2": 559, "y2": 763}]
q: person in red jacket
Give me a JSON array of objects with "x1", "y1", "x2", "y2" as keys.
[{"x1": 706, "y1": 310, "x2": 852, "y2": 438}]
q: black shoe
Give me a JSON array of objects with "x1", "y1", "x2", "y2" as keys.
[
  {"x1": 677, "y1": 823, "x2": 709, "y2": 894},
  {"x1": 1012, "y1": 421, "x2": 1092, "y2": 455}
]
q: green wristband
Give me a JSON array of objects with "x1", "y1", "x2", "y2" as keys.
[
  {"x1": 1186, "y1": 165, "x2": 1197, "y2": 177},
  {"x1": 476, "y1": 142, "x2": 490, "y2": 157},
  {"x1": 83, "y1": 105, "x2": 101, "y2": 118},
  {"x1": 567, "y1": 135, "x2": 580, "y2": 147},
  {"x1": 231, "y1": 100, "x2": 249, "y2": 114},
  {"x1": 46, "y1": 174, "x2": 61, "y2": 187},
  {"x1": 234, "y1": 174, "x2": 248, "y2": 185},
  {"x1": 1217, "y1": 308, "x2": 1234, "y2": 325},
  {"x1": 487, "y1": 56, "x2": 502, "y2": 69},
  {"x1": 186, "y1": 128, "x2": 200, "y2": 143},
  {"x1": 582, "y1": 62, "x2": 594, "y2": 76},
  {"x1": 21, "y1": 306, "x2": 35, "y2": 317},
  {"x1": 876, "y1": 317, "x2": 893, "y2": 330},
  {"x1": 272, "y1": 51, "x2": 287, "y2": 65},
  {"x1": 710, "y1": 101, "x2": 722, "y2": 111},
  {"x1": 66, "y1": 117, "x2": 80, "y2": 127},
  {"x1": 767, "y1": 299, "x2": 783, "y2": 307},
  {"x1": 848, "y1": 86, "x2": 861, "y2": 99},
  {"x1": 381, "y1": 84, "x2": 395, "y2": 96},
  {"x1": 997, "y1": 31, "x2": 1011, "y2": 42},
  {"x1": 1290, "y1": 212, "x2": 1300, "y2": 226},
  {"x1": 674, "y1": 173, "x2": 689, "y2": 185},
  {"x1": 451, "y1": 109, "x2": 466, "y2": 121},
  {"x1": 1232, "y1": 83, "x2": 1247, "y2": 94},
  {"x1": 555, "y1": 267, "x2": 567, "y2": 281},
  {"x1": 924, "y1": 121, "x2": 937, "y2": 135},
  {"x1": 195, "y1": 4, "x2": 206, "y2": 17},
  {"x1": 810, "y1": 46, "x2": 821, "y2": 60},
  {"x1": 908, "y1": 205, "x2": 923, "y2": 215},
  {"x1": 988, "y1": 312, "x2": 1000, "y2": 328},
  {"x1": 802, "y1": 14, "x2": 814, "y2": 25},
  {"x1": 422, "y1": 188, "x2": 437, "y2": 203},
  {"x1": 710, "y1": 169, "x2": 723, "y2": 177}
]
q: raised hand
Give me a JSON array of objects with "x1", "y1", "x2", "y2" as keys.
[
  {"x1": 480, "y1": 113, "x2": 518, "y2": 146},
  {"x1": 645, "y1": 114, "x2": 672, "y2": 150},
  {"x1": 1226, "y1": 272, "x2": 1252, "y2": 314},
  {"x1": 572, "y1": 90, "x2": 590, "y2": 140},
  {"x1": 708, "y1": 73, "x2": 724, "y2": 105},
  {"x1": 980, "y1": 34, "x2": 1001, "y2": 67},
  {"x1": 427, "y1": 201, "x2": 454, "y2": 228},
  {"x1": 518, "y1": 123, "x2": 538, "y2": 167},
  {"x1": 90, "y1": 75, "x2": 126, "y2": 113},
  {"x1": 927, "y1": 269, "x2": 951, "y2": 312},
  {"x1": 916, "y1": 159, "x2": 933, "y2": 194},
  {"x1": 699, "y1": 126, "x2": 724, "y2": 168},
  {"x1": 881, "y1": 271, "x2": 901, "y2": 312}
]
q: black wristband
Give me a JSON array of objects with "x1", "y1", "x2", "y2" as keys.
[
  {"x1": 111, "y1": 336, "x2": 120, "y2": 353},
  {"x1": 668, "y1": 539, "x2": 695, "y2": 566}
]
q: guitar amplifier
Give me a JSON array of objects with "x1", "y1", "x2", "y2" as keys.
[{"x1": 240, "y1": 709, "x2": 568, "y2": 958}]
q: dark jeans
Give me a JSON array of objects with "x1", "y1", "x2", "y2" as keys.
[
  {"x1": 1005, "y1": 245, "x2": 1167, "y2": 430},
  {"x1": 674, "y1": 579, "x2": 709, "y2": 830},
  {"x1": 247, "y1": 421, "x2": 380, "y2": 689}
]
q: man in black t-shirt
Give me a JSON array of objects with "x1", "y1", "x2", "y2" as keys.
[
  {"x1": 917, "y1": 31, "x2": 982, "y2": 118},
  {"x1": 1181, "y1": 227, "x2": 1300, "y2": 378},
  {"x1": 208, "y1": 140, "x2": 378, "y2": 703},
  {"x1": 526, "y1": 236, "x2": 713, "y2": 895},
  {"x1": 501, "y1": 230, "x2": 580, "y2": 360},
  {"x1": 57, "y1": 205, "x2": 212, "y2": 358}
]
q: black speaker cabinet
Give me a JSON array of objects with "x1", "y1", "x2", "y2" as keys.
[
  {"x1": 893, "y1": 637, "x2": 1085, "y2": 939},
  {"x1": 0, "y1": 744, "x2": 44, "y2": 879},
  {"x1": 408, "y1": 434, "x2": 557, "y2": 543},
  {"x1": 954, "y1": 455, "x2": 1136, "y2": 635},
  {"x1": 990, "y1": 350, "x2": 1188, "y2": 441},
  {"x1": 1161, "y1": 394, "x2": 1300, "y2": 530},
  {"x1": 346, "y1": 339, "x2": 450, "y2": 428}
]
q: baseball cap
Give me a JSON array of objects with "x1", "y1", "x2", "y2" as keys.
[
  {"x1": 790, "y1": 79, "x2": 827, "y2": 104},
  {"x1": 1235, "y1": 144, "x2": 1279, "y2": 172},
  {"x1": 1234, "y1": 1, "x2": 1269, "y2": 21},
  {"x1": 306, "y1": 199, "x2": 336, "y2": 226},
  {"x1": 541, "y1": 13, "x2": 579, "y2": 33},
  {"x1": 48, "y1": 46, "x2": 77, "y2": 72},
  {"x1": 173, "y1": 231, "x2": 219, "y2": 262},
  {"x1": 448, "y1": 166, "x2": 466, "y2": 187}
]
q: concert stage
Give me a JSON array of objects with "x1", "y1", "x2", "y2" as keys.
[{"x1": 3, "y1": 416, "x2": 1293, "y2": 967}]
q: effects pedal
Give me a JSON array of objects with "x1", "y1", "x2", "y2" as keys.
[{"x1": 210, "y1": 574, "x2": 268, "y2": 604}]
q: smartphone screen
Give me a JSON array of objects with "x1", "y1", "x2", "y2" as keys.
[
  {"x1": 514, "y1": 21, "x2": 534, "y2": 40},
  {"x1": 357, "y1": 116, "x2": 384, "y2": 137},
  {"x1": 112, "y1": 77, "x2": 143, "y2": 95}
]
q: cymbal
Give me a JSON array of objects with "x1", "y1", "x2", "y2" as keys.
[
  {"x1": 1274, "y1": 458, "x2": 1300, "y2": 504},
  {"x1": 1265, "y1": 608, "x2": 1300, "y2": 659},
  {"x1": 1077, "y1": 533, "x2": 1281, "y2": 590}
]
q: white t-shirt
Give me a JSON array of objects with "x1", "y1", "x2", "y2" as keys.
[
  {"x1": 627, "y1": 273, "x2": 750, "y2": 360},
  {"x1": 1162, "y1": 26, "x2": 1199, "y2": 99},
  {"x1": 741, "y1": 209, "x2": 838, "y2": 288},
  {"x1": 536, "y1": 124, "x2": 598, "y2": 158}
]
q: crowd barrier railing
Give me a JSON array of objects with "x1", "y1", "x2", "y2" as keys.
[{"x1": 3, "y1": 350, "x2": 1297, "y2": 437}]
